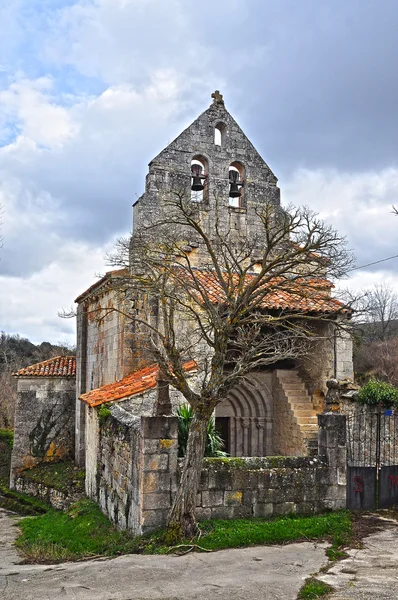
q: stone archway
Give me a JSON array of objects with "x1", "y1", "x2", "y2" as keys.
[{"x1": 215, "y1": 373, "x2": 273, "y2": 457}]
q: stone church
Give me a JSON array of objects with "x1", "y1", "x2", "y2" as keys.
[{"x1": 11, "y1": 92, "x2": 353, "y2": 497}]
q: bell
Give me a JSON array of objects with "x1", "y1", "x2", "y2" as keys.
[
  {"x1": 229, "y1": 169, "x2": 242, "y2": 198},
  {"x1": 191, "y1": 164, "x2": 204, "y2": 192}
]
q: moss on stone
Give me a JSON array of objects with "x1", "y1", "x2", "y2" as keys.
[
  {"x1": 98, "y1": 403, "x2": 112, "y2": 426},
  {"x1": 18, "y1": 460, "x2": 85, "y2": 494},
  {"x1": 203, "y1": 456, "x2": 307, "y2": 471}
]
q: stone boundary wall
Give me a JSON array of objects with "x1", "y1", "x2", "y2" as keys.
[
  {"x1": 193, "y1": 455, "x2": 339, "y2": 521},
  {"x1": 10, "y1": 377, "x2": 75, "y2": 488},
  {"x1": 192, "y1": 414, "x2": 346, "y2": 519},
  {"x1": 86, "y1": 408, "x2": 178, "y2": 535},
  {"x1": 14, "y1": 475, "x2": 84, "y2": 511},
  {"x1": 88, "y1": 410, "x2": 346, "y2": 535}
]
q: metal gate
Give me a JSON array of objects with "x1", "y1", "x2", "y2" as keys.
[{"x1": 346, "y1": 407, "x2": 398, "y2": 509}]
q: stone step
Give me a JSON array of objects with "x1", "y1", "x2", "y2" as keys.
[
  {"x1": 286, "y1": 392, "x2": 311, "y2": 401},
  {"x1": 299, "y1": 424, "x2": 319, "y2": 432},
  {"x1": 294, "y1": 409, "x2": 318, "y2": 417},
  {"x1": 276, "y1": 370, "x2": 301, "y2": 378},
  {"x1": 289, "y1": 402, "x2": 315, "y2": 411},
  {"x1": 280, "y1": 383, "x2": 307, "y2": 391},
  {"x1": 295, "y1": 416, "x2": 318, "y2": 425},
  {"x1": 277, "y1": 375, "x2": 302, "y2": 383}
]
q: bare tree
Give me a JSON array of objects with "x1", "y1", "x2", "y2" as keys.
[
  {"x1": 103, "y1": 192, "x2": 353, "y2": 541},
  {"x1": 359, "y1": 284, "x2": 398, "y2": 342}
]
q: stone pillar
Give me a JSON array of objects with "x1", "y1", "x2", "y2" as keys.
[
  {"x1": 318, "y1": 413, "x2": 347, "y2": 509},
  {"x1": 140, "y1": 416, "x2": 178, "y2": 533}
]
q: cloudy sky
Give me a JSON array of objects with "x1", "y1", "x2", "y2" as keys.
[{"x1": 1, "y1": 0, "x2": 398, "y2": 345}]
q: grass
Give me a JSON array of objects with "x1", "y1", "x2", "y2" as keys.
[
  {"x1": 16, "y1": 501, "x2": 353, "y2": 563},
  {"x1": 19, "y1": 461, "x2": 85, "y2": 493},
  {"x1": 145, "y1": 510, "x2": 352, "y2": 554},
  {"x1": 16, "y1": 499, "x2": 141, "y2": 562},
  {"x1": 298, "y1": 578, "x2": 334, "y2": 599}
]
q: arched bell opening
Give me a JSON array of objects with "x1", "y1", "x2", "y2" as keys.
[
  {"x1": 190, "y1": 155, "x2": 208, "y2": 203},
  {"x1": 215, "y1": 373, "x2": 272, "y2": 457},
  {"x1": 228, "y1": 161, "x2": 245, "y2": 208}
]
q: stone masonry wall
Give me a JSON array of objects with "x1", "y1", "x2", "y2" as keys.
[
  {"x1": 87, "y1": 409, "x2": 178, "y2": 535},
  {"x1": 10, "y1": 377, "x2": 75, "y2": 488},
  {"x1": 14, "y1": 475, "x2": 84, "y2": 511},
  {"x1": 194, "y1": 454, "x2": 340, "y2": 521},
  {"x1": 89, "y1": 410, "x2": 345, "y2": 534}
]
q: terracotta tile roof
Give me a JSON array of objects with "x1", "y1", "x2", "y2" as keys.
[
  {"x1": 79, "y1": 360, "x2": 197, "y2": 408},
  {"x1": 75, "y1": 269, "x2": 128, "y2": 304},
  {"x1": 14, "y1": 356, "x2": 76, "y2": 377},
  {"x1": 184, "y1": 269, "x2": 346, "y2": 314}
]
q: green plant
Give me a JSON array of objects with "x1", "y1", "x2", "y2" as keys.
[
  {"x1": 298, "y1": 578, "x2": 334, "y2": 599},
  {"x1": 98, "y1": 403, "x2": 112, "y2": 425},
  {"x1": 16, "y1": 499, "x2": 140, "y2": 562},
  {"x1": 357, "y1": 378, "x2": 398, "y2": 408},
  {"x1": 0, "y1": 428, "x2": 14, "y2": 448},
  {"x1": 176, "y1": 404, "x2": 227, "y2": 458}
]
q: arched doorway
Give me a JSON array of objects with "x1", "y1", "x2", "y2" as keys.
[{"x1": 215, "y1": 373, "x2": 273, "y2": 457}]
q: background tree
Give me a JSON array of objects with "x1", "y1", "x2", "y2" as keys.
[
  {"x1": 353, "y1": 284, "x2": 398, "y2": 382},
  {"x1": 107, "y1": 193, "x2": 353, "y2": 541}
]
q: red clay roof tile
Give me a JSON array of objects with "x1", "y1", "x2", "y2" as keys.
[
  {"x1": 14, "y1": 356, "x2": 76, "y2": 377},
  {"x1": 186, "y1": 269, "x2": 346, "y2": 314},
  {"x1": 79, "y1": 360, "x2": 197, "y2": 408}
]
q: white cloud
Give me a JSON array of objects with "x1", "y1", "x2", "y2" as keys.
[
  {"x1": 283, "y1": 167, "x2": 398, "y2": 269},
  {"x1": 282, "y1": 167, "x2": 398, "y2": 300},
  {"x1": 0, "y1": 76, "x2": 78, "y2": 147},
  {"x1": 0, "y1": 239, "x2": 114, "y2": 345}
]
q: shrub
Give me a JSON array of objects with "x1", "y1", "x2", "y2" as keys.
[
  {"x1": 357, "y1": 378, "x2": 398, "y2": 408},
  {"x1": 176, "y1": 404, "x2": 227, "y2": 458},
  {"x1": 0, "y1": 428, "x2": 14, "y2": 448}
]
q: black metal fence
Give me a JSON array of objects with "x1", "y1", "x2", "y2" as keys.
[{"x1": 346, "y1": 407, "x2": 398, "y2": 509}]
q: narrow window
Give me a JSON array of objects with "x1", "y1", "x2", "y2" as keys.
[{"x1": 214, "y1": 123, "x2": 226, "y2": 146}]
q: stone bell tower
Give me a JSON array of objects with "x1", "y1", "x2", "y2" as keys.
[{"x1": 132, "y1": 91, "x2": 281, "y2": 263}]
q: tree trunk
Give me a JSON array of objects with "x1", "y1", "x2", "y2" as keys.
[{"x1": 166, "y1": 407, "x2": 211, "y2": 543}]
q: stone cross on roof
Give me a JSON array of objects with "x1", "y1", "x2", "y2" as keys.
[{"x1": 211, "y1": 90, "x2": 224, "y2": 105}]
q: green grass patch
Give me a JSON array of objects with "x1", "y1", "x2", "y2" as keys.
[
  {"x1": 16, "y1": 499, "x2": 140, "y2": 562},
  {"x1": 16, "y1": 502, "x2": 352, "y2": 563},
  {"x1": 19, "y1": 461, "x2": 85, "y2": 494},
  {"x1": 175, "y1": 511, "x2": 351, "y2": 553},
  {"x1": 141, "y1": 510, "x2": 352, "y2": 555},
  {"x1": 0, "y1": 428, "x2": 14, "y2": 448},
  {"x1": 0, "y1": 486, "x2": 50, "y2": 515},
  {"x1": 298, "y1": 578, "x2": 334, "y2": 599}
]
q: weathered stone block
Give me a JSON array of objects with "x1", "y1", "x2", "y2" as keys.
[
  {"x1": 225, "y1": 490, "x2": 243, "y2": 506},
  {"x1": 143, "y1": 453, "x2": 169, "y2": 472},
  {"x1": 253, "y1": 503, "x2": 273, "y2": 517},
  {"x1": 142, "y1": 472, "x2": 172, "y2": 494},
  {"x1": 210, "y1": 506, "x2": 234, "y2": 519},
  {"x1": 208, "y1": 469, "x2": 233, "y2": 490},
  {"x1": 196, "y1": 507, "x2": 211, "y2": 521},
  {"x1": 202, "y1": 490, "x2": 224, "y2": 507},
  {"x1": 232, "y1": 505, "x2": 253, "y2": 518},
  {"x1": 141, "y1": 416, "x2": 178, "y2": 440},
  {"x1": 142, "y1": 492, "x2": 171, "y2": 510},
  {"x1": 273, "y1": 502, "x2": 296, "y2": 515},
  {"x1": 141, "y1": 509, "x2": 168, "y2": 530}
]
